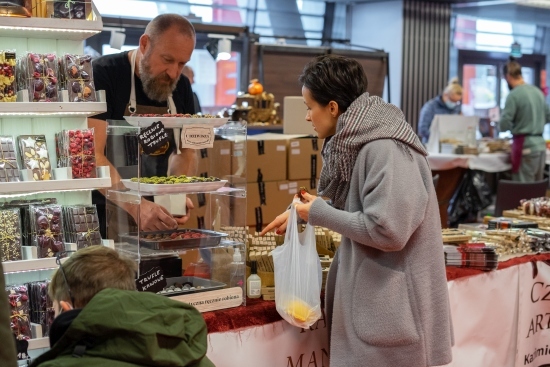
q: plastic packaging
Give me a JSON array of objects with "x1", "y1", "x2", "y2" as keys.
[{"x1": 271, "y1": 205, "x2": 322, "y2": 328}]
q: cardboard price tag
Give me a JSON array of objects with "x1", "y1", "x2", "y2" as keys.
[
  {"x1": 136, "y1": 266, "x2": 167, "y2": 293},
  {"x1": 181, "y1": 125, "x2": 214, "y2": 149},
  {"x1": 138, "y1": 121, "x2": 170, "y2": 154}
]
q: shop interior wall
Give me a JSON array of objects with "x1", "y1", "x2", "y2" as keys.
[
  {"x1": 248, "y1": 44, "x2": 387, "y2": 113},
  {"x1": 350, "y1": 0, "x2": 404, "y2": 108}
]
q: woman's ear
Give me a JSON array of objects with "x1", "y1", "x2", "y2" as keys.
[{"x1": 328, "y1": 100, "x2": 340, "y2": 117}]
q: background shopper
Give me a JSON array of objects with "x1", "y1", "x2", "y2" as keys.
[
  {"x1": 418, "y1": 78, "x2": 463, "y2": 143},
  {"x1": 261, "y1": 54, "x2": 453, "y2": 367},
  {"x1": 30, "y1": 246, "x2": 214, "y2": 367},
  {"x1": 499, "y1": 58, "x2": 550, "y2": 182},
  {"x1": 89, "y1": 14, "x2": 198, "y2": 235},
  {"x1": 182, "y1": 65, "x2": 202, "y2": 114}
]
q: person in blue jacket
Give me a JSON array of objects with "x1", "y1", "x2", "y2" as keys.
[{"x1": 418, "y1": 78, "x2": 463, "y2": 143}]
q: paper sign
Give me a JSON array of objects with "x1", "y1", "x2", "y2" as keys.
[
  {"x1": 138, "y1": 121, "x2": 169, "y2": 155},
  {"x1": 181, "y1": 125, "x2": 214, "y2": 149},
  {"x1": 136, "y1": 266, "x2": 166, "y2": 293}
]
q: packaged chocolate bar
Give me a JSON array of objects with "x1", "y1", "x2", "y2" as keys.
[
  {"x1": 0, "y1": 136, "x2": 20, "y2": 182},
  {"x1": 46, "y1": 0, "x2": 91, "y2": 19},
  {"x1": 5, "y1": 198, "x2": 57, "y2": 247},
  {"x1": 487, "y1": 217, "x2": 538, "y2": 230},
  {"x1": 6, "y1": 285, "x2": 32, "y2": 339},
  {"x1": 0, "y1": 51, "x2": 17, "y2": 102},
  {"x1": 56, "y1": 129, "x2": 96, "y2": 178},
  {"x1": 63, "y1": 205, "x2": 101, "y2": 248},
  {"x1": 0, "y1": 0, "x2": 31, "y2": 17},
  {"x1": 60, "y1": 54, "x2": 96, "y2": 102},
  {"x1": 0, "y1": 208, "x2": 22, "y2": 261},
  {"x1": 29, "y1": 204, "x2": 65, "y2": 258},
  {"x1": 18, "y1": 52, "x2": 59, "y2": 102},
  {"x1": 27, "y1": 281, "x2": 54, "y2": 337},
  {"x1": 17, "y1": 135, "x2": 52, "y2": 181}
]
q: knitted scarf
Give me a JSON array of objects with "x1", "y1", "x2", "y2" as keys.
[{"x1": 318, "y1": 92, "x2": 427, "y2": 209}]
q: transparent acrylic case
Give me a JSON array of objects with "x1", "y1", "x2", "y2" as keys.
[{"x1": 105, "y1": 120, "x2": 247, "y2": 310}]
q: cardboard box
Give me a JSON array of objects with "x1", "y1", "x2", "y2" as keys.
[
  {"x1": 232, "y1": 134, "x2": 288, "y2": 183},
  {"x1": 196, "y1": 139, "x2": 232, "y2": 179},
  {"x1": 245, "y1": 180, "x2": 318, "y2": 229},
  {"x1": 287, "y1": 137, "x2": 323, "y2": 181}
]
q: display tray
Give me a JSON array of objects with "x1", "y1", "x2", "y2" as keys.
[
  {"x1": 119, "y1": 229, "x2": 228, "y2": 250},
  {"x1": 124, "y1": 116, "x2": 229, "y2": 128},
  {"x1": 158, "y1": 276, "x2": 226, "y2": 296},
  {"x1": 121, "y1": 179, "x2": 227, "y2": 194}
]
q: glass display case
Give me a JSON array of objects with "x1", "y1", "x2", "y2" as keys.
[{"x1": 105, "y1": 119, "x2": 247, "y2": 312}]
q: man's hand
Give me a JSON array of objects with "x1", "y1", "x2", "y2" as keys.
[
  {"x1": 174, "y1": 197, "x2": 195, "y2": 226},
  {"x1": 137, "y1": 199, "x2": 178, "y2": 231}
]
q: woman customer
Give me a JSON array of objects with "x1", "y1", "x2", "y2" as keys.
[
  {"x1": 261, "y1": 54, "x2": 453, "y2": 367},
  {"x1": 418, "y1": 78, "x2": 462, "y2": 143}
]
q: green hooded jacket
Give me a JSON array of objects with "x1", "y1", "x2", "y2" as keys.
[{"x1": 30, "y1": 288, "x2": 215, "y2": 367}]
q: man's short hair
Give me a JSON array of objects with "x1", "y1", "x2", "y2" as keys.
[
  {"x1": 50, "y1": 246, "x2": 137, "y2": 307},
  {"x1": 145, "y1": 14, "x2": 196, "y2": 42},
  {"x1": 504, "y1": 59, "x2": 522, "y2": 78}
]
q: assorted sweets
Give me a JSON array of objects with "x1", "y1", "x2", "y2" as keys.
[
  {"x1": 0, "y1": 136, "x2": 20, "y2": 182},
  {"x1": 17, "y1": 134, "x2": 52, "y2": 181},
  {"x1": 30, "y1": 204, "x2": 65, "y2": 258},
  {"x1": 132, "y1": 113, "x2": 218, "y2": 118},
  {"x1": 18, "y1": 52, "x2": 59, "y2": 102},
  {"x1": 59, "y1": 54, "x2": 96, "y2": 102},
  {"x1": 0, "y1": 208, "x2": 23, "y2": 261},
  {"x1": 0, "y1": 51, "x2": 17, "y2": 102},
  {"x1": 141, "y1": 230, "x2": 210, "y2": 241},
  {"x1": 62, "y1": 205, "x2": 102, "y2": 249},
  {"x1": 7, "y1": 285, "x2": 31, "y2": 340},
  {"x1": 130, "y1": 175, "x2": 222, "y2": 184},
  {"x1": 55, "y1": 128, "x2": 96, "y2": 179}
]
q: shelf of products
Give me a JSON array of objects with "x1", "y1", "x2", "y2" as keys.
[
  {"x1": 0, "y1": 101, "x2": 107, "y2": 117},
  {"x1": 0, "y1": 177, "x2": 111, "y2": 197},
  {"x1": 0, "y1": 15, "x2": 102, "y2": 41},
  {"x1": 3, "y1": 257, "x2": 67, "y2": 274}
]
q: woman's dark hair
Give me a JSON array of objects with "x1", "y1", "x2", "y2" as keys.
[{"x1": 298, "y1": 54, "x2": 368, "y2": 113}]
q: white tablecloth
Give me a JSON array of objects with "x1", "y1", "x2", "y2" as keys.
[{"x1": 427, "y1": 152, "x2": 511, "y2": 172}]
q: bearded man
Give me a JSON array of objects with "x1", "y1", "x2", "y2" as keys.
[{"x1": 89, "y1": 14, "x2": 197, "y2": 234}]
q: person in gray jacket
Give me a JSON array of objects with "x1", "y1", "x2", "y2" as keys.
[{"x1": 262, "y1": 54, "x2": 453, "y2": 367}]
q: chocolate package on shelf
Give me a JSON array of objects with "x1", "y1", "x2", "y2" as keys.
[
  {"x1": 4, "y1": 198, "x2": 57, "y2": 247},
  {"x1": 0, "y1": 51, "x2": 17, "y2": 102},
  {"x1": 0, "y1": 208, "x2": 23, "y2": 261},
  {"x1": 29, "y1": 204, "x2": 65, "y2": 258},
  {"x1": 62, "y1": 205, "x2": 101, "y2": 248},
  {"x1": 17, "y1": 135, "x2": 52, "y2": 181},
  {"x1": 18, "y1": 52, "x2": 59, "y2": 102},
  {"x1": 0, "y1": 0, "x2": 32, "y2": 17},
  {"x1": 27, "y1": 281, "x2": 54, "y2": 337},
  {"x1": 56, "y1": 129, "x2": 96, "y2": 178},
  {"x1": 60, "y1": 54, "x2": 96, "y2": 102},
  {"x1": 46, "y1": 0, "x2": 91, "y2": 19},
  {"x1": 0, "y1": 136, "x2": 20, "y2": 182},
  {"x1": 6, "y1": 285, "x2": 32, "y2": 340}
]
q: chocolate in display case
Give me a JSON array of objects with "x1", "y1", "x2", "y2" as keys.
[
  {"x1": 55, "y1": 128, "x2": 96, "y2": 178},
  {"x1": 107, "y1": 122, "x2": 248, "y2": 312},
  {"x1": 0, "y1": 208, "x2": 22, "y2": 261},
  {"x1": 47, "y1": 0, "x2": 91, "y2": 19},
  {"x1": 62, "y1": 205, "x2": 101, "y2": 248},
  {"x1": 29, "y1": 204, "x2": 65, "y2": 258},
  {"x1": 7, "y1": 284, "x2": 32, "y2": 340}
]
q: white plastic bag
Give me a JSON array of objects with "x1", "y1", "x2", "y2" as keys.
[{"x1": 271, "y1": 205, "x2": 322, "y2": 328}]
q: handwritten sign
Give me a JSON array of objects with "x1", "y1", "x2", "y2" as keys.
[
  {"x1": 181, "y1": 125, "x2": 214, "y2": 149},
  {"x1": 136, "y1": 266, "x2": 166, "y2": 293},
  {"x1": 138, "y1": 121, "x2": 170, "y2": 154}
]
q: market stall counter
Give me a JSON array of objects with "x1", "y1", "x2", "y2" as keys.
[{"x1": 203, "y1": 252, "x2": 550, "y2": 367}]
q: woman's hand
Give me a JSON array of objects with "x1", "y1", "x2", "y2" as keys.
[
  {"x1": 260, "y1": 209, "x2": 290, "y2": 236},
  {"x1": 295, "y1": 191, "x2": 316, "y2": 222}
]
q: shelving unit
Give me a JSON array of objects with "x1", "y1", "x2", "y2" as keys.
[{"x1": 0, "y1": 4, "x2": 107, "y2": 361}]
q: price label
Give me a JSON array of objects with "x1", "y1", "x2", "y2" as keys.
[
  {"x1": 138, "y1": 121, "x2": 170, "y2": 155},
  {"x1": 181, "y1": 125, "x2": 214, "y2": 149},
  {"x1": 136, "y1": 266, "x2": 167, "y2": 293}
]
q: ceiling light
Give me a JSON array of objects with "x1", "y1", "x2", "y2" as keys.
[
  {"x1": 206, "y1": 33, "x2": 235, "y2": 62},
  {"x1": 217, "y1": 38, "x2": 231, "y2": 61}
]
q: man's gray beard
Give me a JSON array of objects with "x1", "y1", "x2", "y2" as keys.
[{"x1": 139, "y1": 53, "x2": 179, "y2": 102}]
